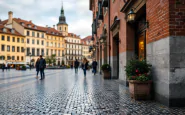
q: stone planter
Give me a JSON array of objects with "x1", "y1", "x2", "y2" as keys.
[
  {"x1": 102, "y1": 70, "x2": 111, "y2": 79},
  {"x1": 129, "y1": 80, "x2": 152, "y2": 100}
]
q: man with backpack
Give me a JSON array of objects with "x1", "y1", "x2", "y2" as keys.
[
  {"x1": 74, "y1": 59, "x2": 79, "y2": 73},
  {"x1": 39, "y1": 55, "x2": 46, "y2": 80}
]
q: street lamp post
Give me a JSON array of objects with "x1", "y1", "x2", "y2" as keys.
[{"x1": 29, "y1": 52, "x2": 32, "y2": 70}]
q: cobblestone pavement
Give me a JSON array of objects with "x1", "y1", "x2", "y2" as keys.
[{"x1": 0, "y1": 69, "x2": 185, "y2": 115}]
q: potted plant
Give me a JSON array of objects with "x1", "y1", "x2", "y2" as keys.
[
  {"x1": 125, "y1": 59, "x2": 152, "y2": 100},
  {"x1": 101, "y1": 64, "x2": 111, "y2": 79},
  {"x1": 21, "y1": 65, "x2": 27, "y2": 71}
]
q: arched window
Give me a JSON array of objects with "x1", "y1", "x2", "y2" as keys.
[
  {"x1": 60, "y1": 27, "x2": 62, "y2": 31},
  {"x1": 65, "y1": 27, "x2": 66, "y2": 31}
]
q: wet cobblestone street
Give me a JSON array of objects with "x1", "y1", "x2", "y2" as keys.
[{"x1": 0, "y1": 69, "x2": 185, "y2": 115}]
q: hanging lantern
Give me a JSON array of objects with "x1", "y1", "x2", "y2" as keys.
[{"x1": 127, "y1": 9, "x2": 136, "y2": 22}]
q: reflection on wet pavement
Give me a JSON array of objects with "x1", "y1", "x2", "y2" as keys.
[{"x1": 0, "y1": 69, "x2": 184, "y2": 114}]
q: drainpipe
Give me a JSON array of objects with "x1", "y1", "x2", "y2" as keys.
[{"x1": 108, "y1": 0, "x2": 110, "y2": 65}]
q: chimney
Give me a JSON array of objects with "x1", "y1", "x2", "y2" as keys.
[
  {"x1": 53, "y1": 25, "x2": 55, "y2": 29},
  {"x1": 46, "y1": 25, "x2": 48, "y2": 27},
  {"x1": 8, "y1": 11, "x2": 13, "y2": 24}
]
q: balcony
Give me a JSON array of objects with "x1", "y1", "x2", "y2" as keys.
[{"x1": 102, "y1": 0, "x2": 108, "y2": 7}]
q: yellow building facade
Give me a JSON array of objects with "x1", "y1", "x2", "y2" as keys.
[
  {"x1": 0, "y1": 25, "x2": 26, "y2": 67},
  {"x1": 46, "y1": 28, "x2": 66, "y2": 65}
]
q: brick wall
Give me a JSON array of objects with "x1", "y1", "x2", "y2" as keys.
[
  {"x1": 146, "y1": 0, "x2": 170, "y2": 44},
  {"x1": 169, "y1": 0, "x2": 185, "y2": 36}
]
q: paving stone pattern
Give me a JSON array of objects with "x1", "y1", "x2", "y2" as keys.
[{"x1": 0, "y1": 69, "x2": 185, "y2": 115}]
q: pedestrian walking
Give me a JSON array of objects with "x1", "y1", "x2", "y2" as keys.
[
  {"x1": 2, "y1": 63, "x2": 5, "y2": 72},
  {"x1": 74, "y1": 59, "x2": 79, "y2": 73},
  {"x1": 5, "y1": 63, "x2": 8, "y2": 71},
  {"x1": 82, "y1": 58, "x2": 89, "y2": 77},
  {"x1": 39, "y1": 55, "x2": 46, "y2": 80},
  {"x1": 35, "y1": 58, "x2": 40, "y2": 79},
  {"x1": 92, "y1": 59, "x2": 98, "y2": 75},
  {"x1": 71, "y1": 64, "x2": 73, "y2": 69},
  {"x1": 8, "y1": 64, "x2": 10, "y2": 71}
]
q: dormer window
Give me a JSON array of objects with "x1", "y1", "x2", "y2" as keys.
[
  {"x1": 28, "y1": 24, "x2": 31, "y2": 28},
  {"x1": 11, "y1": 29, "x2": 15, "y2": 33},
  {"x1": 34, "y1": 26, "x2": 37, "y2": 29},
  {"x1": 52, "y1": 32, "x2": 55, "y2": 34},
  {"x1": 3, "y1": 28, "x2": 7, "y2": 32},
  {"x1": 21, "y1": 22, "x2": 24, "y2": 26}
]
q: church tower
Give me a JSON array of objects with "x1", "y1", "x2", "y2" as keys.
[{"x1": 57, "y1": 2, "x2": 68, "y2": 36}]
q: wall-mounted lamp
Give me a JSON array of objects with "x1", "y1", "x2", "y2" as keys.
[{"x1": 127, "y1": 9, "x2": 136, "y2": 22}]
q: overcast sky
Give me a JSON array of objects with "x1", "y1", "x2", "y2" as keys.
[{"x1": 0, "y1": 0, "x2": 92, "y2": 38}]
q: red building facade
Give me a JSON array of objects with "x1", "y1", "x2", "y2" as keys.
[{"x1": 89, "y1": 0, "x2": 185, "y2": 107}]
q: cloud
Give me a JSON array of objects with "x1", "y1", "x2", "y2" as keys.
[{"x1": 0, "y1": 0, "x2": 92, "y2": 38}]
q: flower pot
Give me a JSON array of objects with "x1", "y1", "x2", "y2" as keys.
[
  {"x1": 102, "y1": 70, "x2": 111, "y2": 79},
  {"x1": 129, "y1": 80, "x2": 152, "y2": 100}
]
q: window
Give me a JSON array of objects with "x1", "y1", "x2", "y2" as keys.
[
  {"x1": 7, "y1": 36, "x2": 10, "y2": 41},
  {"x1": 7, "y1": 45, "x2": 10, "y2": 52},
  {"x1": 37, "y1": 40, "x2": 39, "y2": 45},
  {"x1": 1, "y1": 45, "x2": 5, "y2": 51},
  {"x1": 60, "y1": 27, "x2": 62, "y2": 31},
  {"x1": 17, "y1": 56, "x2": 19, "y2": 61},
  {"x1": 42, "y1": 33, "x2": 44, "y2": 38},
  {"x1": 47, "y1": 42, "x2": 49, "y2": 46},
  {"x1": 27, "y1": 39, "x2": 30, "y2": 44},
  {"x1": 58, "y1": 50, "x2": 60, "y2": 56},
  {"x1": 12, "y1": 46, "x2": 15, "y2": 52},
  {"x1": 32, "y1": 31, "x2": 35, "y2": 37},
  {"x1": 21, "y1": 38, "x2": 24, "y2": 43},
  {"x1": 37, "y1": 49, "x2": 40, "y2": 56},
  {"x1": 41, "y1": 49, "x2": 44, "y2": 56},
  {"x1": 27, "y1": 48, "x2": 30, "y2": 56},
  {"x1": 7, "y1": 56, "x2": 11, "y2": 60},
  {"x1": 12, "y1": 56, "x2": 15, "y2": 60},
  {"x1": 17, "y1": 47, "x2": 20, "y2": 52},
  {"x1": 46, "y1": 49, "x2": 49, "y2": 56},
  {"x1": 21, "y1": 56, "x2": 24, "y2": 61},
  {"x1": 37, "y1": 33, "x2": 40, "y2": 38},
  {"x1": 51, "y1": 50, "x2": 53, "y2": 55},
  {"x1": 21, "y1": 47, "x2": 24, "y2": 52},
  {"x1": 41, "y1": 41, "x2": 44, "y2": 45},
  {"x1": 58, "y1": 43, "x2": 60, "y2": 47},
  {"x1": 12, "y1": 37, "x2": 15, "y2": 42},
  {"x1": 1, "y1": 35, "x2": 5, "y2": 40},
  {"x1": 65, "y1": 27, "x2": 66, "y2": 31},
  {"x1": 17, "y1": 38, "x2": 20, "y2": 42},
  {"x1": 27, "y1": 31, "x2": 30, "y2": 36},
  {"x1": 32, "y1": 39, "x2": 35, "y2": 44},
  {"x1": 32, "y1": 48, "x2": 35, "y2": 56}
]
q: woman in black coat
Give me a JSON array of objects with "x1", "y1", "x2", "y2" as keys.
[
  {"x1": 82, "y1": 58, "x2": 89, "y2": 77},
  {"x1": 35, "y1": 58, "x2": 40, "y2": 78}
]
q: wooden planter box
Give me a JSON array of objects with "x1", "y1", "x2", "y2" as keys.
[
  {"x1": 129, "y1": 80, "x2": 152, "y2": 100},
  {"x1": 102, "y1": 70, "x2": 111, "y2": 79}
]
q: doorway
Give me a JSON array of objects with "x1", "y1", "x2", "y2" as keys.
[{"x1": 112, "y1": 33, "x2": 119, "y2": 79}]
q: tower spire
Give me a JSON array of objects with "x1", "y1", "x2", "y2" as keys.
[{"x1": 61, "y1": 0, "x2": 63, "y2": 10}]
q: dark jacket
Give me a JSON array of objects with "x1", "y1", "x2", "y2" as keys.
[
  {"x1": 82, "y1": 62, "x2": 88, "y2": 70},
  {"x1": 74, "y1": 61, "x2": 79, "y2": 68},
  {"x1": 36, "y1": 61, "x2": 40, "y2": 71},
  {"x1": 92, "y1": 61, "x2": 98, "y2": 68},
  {"x1": 39, "y1": 58, "x2": 46, "y2": 69}
]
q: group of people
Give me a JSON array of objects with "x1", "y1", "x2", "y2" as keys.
[
  {"x1": 35, "y1": 55, "x2": 46, "y2": 80},
  {"x1": 74, "y1": 58, "x2": 98, "y2": 77},
  {"x1": 1, "y1": 63, "x2": 11, "y2": 72}
]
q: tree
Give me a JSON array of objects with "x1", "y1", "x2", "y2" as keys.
[
  {"x1": 45, "y1": 54, "x2": 56, "y2": 65},
  {"x1": 62, "y1": 60, "x2": 65, "y2": 65}
]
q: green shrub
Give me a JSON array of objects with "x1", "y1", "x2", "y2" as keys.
[
  {"x1": 101, "y1": 64, "x2": 111, "y2": 71},
  {"x1": 125, "y1": 59, "x2": 152, "y2": 81}
]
